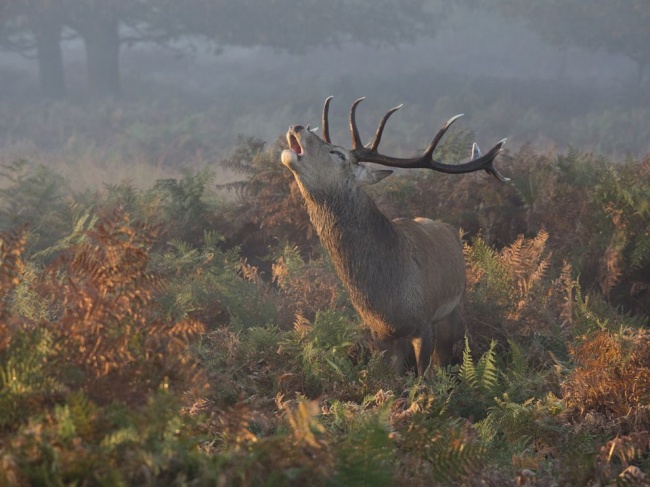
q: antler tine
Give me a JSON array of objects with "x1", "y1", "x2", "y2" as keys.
[
  {"x1": 369, "y1": 104, "x2": 403, "y2": 152},
  {"x1": 349, "y1": 97, "x2": 366, "y2": 150},
  {"x1": 423, "y1": 114, "x2": 464, "y2": 158},
  {"x1": 482, "y1": 139, "x2": 509, "y2": 181},
  {"x1": 322, "y1": 96, "x2": 333, "y2": 143}
]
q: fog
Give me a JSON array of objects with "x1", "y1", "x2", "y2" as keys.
[{"x1": 1, "y1": 3, "x2": 648, "y2": 182}]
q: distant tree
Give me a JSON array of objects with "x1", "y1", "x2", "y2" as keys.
[
  {"x1": 0, "y1": 1, "x2": 68, "y2": 98},
  {"x1": 0, "y1": 0, "x2": 436, "y2": 98},
  {"x1": 496, "y1": 0, "x2": 650, "y2": 84},
  {"x1": 61, "y1": 1, "x2": 156, "y2": 97}
]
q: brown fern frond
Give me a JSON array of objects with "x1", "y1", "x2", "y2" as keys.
[
  {"x1": 525, "y1": 253, "x2": 551, "y2": 293},
  {"x1": 500, "y1": 230, "x2": 550, "y2": 296},
  {"x1": 240, "y1": 259, "x2": 263, "y2": 285},
  {"x1": 599, "y1": 204, "x2": 628, "y2": 297},
  {"x1": 0, "y1": 225, "x2": 28, "y2": 295},
  {"x1": 0, "y1": 225, "x2": 28, "y2": 349},
  {"x1": 494, "y1": 230, "x2": 552, "y2": 322},
  {"x1": 499, "y1": 235, "x2": 524, "y2": 275},
  {"x1": 600, "y1": 245, "x2": 624, "y2": 297},
  {"x1": 556, "y1": 262, "x2": 576, "y2": 330},
  {"x1": 530, "y1": 227, "x2": 549, "y2": 251},
  {"x1": 596, "y1": 432, "x2": 650, "y2": 481},
  {"x1": 271, "y1": 249, "x2": 344, "y2": 325},
  {"x1": 562, "y1": 329, "x2": 650, "y2": 433},
  {"x1": 30, "y1": 210, "x2": 206, "y2": 404}
]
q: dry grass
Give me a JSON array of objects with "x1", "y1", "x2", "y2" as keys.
[{"x1": 0, "y1": 139, "x2": 243, "y2": 190}]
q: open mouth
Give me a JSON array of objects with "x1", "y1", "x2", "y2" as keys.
[{"x1": 288, "y1": 132, "x2": 303, "y2": 158}]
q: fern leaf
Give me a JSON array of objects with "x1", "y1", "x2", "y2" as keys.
[
  {"x1": 459, "y1": 335, "x2": 477, "y2": 389},
  {"x1": 425, "y1": 419, "x2": 487, "y2": 483},
  {"x1": 476, "y1": 340, "x2": 499, "y2": 394},
  {"x1": 630, "y1": 228, "x2": 650, "y2": 269}
]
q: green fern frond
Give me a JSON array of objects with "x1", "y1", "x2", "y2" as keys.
[
  {"x1": 66, "y1": 391, "x2": 98, "y2": 441},
  {"x1": 0, "y1": 330, "x2": 61, "y2": 427},
  {"x1": 217, "y1": 136, "x2": 266, "y2": 176},
  {"x1": 54, "y1": 404, "x2": 77, "y2": 441},
  {"x1": 630, "y1": 228, "x2": 650, "y2": 269},
  {"x1": 459, "y1": 335, "x2": 477, "y2": 389},
  {"x1": 32, "y1": 211, "x2": 98, "y2": 259},
  {"x1": 459, "y1": 336, "x2": 499, "y2": 394},
  {"x1": 335, "y1": 408, "x2": 394, "y2": 487},
  {"x1": 507, "y1": 339, "x2": 529, "y2": 377},
  {"x1": 283, "y1": 311, "x2": 361, "y2": 393},
  {"x1": 476, "y1": 340, "x2": 499, "y2": 394},
  {"x1": 429, "y1": 430, "x2": 486, "y2": 484},
  {"x1": 100, "y1": 426, "x2": 140, "y2": 453},
  {"x1": 406, "y1": 415, "x2": 487, "y2": 484},
  {"x1": 477, "y1": 393, "x2": 566, "y2": 456}
]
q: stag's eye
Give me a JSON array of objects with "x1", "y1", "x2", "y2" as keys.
[{"x1": 330, "y1": 150, "x2": 346, "y2": 161}]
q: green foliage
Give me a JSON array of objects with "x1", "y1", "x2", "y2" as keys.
[
  {"x1": 285, "y1": 310, "x2": 363, "y2": 395},
  {"x1": 399, "y1": 414, "x2": 487, "y2": 485},
  {"x1": 1, "y1": 390, "x2": 220, "y2": 486},
  {"x1": 153, "y1": 168, "x2": 219, "y2": 242},
  {"x1": 462, "y1": 236, "x2": 514, "y2": 337},
  {"x1": 0, "y1": 330, "x2": 61, "y2": 428},
  {"x1": 154, "y1": 230, "x2": 278, "y2": 329},
  {"x1": 592, "y1": 158, "x2": 650, "y2": 300},
  {"x1": 332, "y1": 408, "x2": 394, "y2": 487},
  {"x1": 0, "y1": 160, "x2": 70, "y2": 252},
  {"x1": 476, "y1": 393, "x2": 566, "y2": 463},
  {"x1": 459, "y1": 337, "x2": 499, "y2": 395},
  {"x1": 449, "y1": 336, "x2": 502, "y2": 420}
]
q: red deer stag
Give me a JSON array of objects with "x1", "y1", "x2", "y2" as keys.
[{"x1": 281, "y1": 97, "x2": 507, "y2": 375}]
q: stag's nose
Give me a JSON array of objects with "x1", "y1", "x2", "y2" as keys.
[{"x1": 290, "y1": 125, "x2": 304, "y2": 134}]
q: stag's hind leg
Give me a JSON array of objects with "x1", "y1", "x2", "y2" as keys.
[{"x1": 431, "y1": 306, "x2": 464, "y2": 367}]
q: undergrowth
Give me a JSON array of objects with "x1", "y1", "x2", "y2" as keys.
[{"x1": 0, "y1": 138, "x2": 649, "y2": 485}]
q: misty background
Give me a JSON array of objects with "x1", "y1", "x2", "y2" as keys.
[{"x1": 1, "y1": 1, "x2": 648, "y2": 186}]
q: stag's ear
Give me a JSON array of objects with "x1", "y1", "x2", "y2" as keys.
[{"x1": 354, "y1": 165, "x2": 393, "y2": 186}]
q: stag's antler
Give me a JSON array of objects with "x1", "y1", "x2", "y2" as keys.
[{"x1": 322, "y1": 96, "x2": 509, "y2": 182}]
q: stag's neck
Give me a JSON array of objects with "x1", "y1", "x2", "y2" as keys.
[{"x1": 300, "y1": 183, "x2": 401, "y2": 292}]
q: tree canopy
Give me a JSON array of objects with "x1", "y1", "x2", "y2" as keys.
[{"x1": 0, "y1": 0, "x2": 436, "y2": 98}]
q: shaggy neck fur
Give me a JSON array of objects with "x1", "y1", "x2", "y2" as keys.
[{"x1": 297, "y1": 179, "x2": 403, "y2": 316}]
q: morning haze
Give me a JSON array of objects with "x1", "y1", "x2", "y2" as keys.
[{"x1": 0, "y1": 1, "x2": 648, "y2": 185}]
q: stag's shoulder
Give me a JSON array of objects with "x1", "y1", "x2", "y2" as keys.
[
  {"x1": 391, "y1": 217, "x2": 461, "y2": 248},
  {"x1": 413, "y1": 217, "x2": 460, "y2": 241}
]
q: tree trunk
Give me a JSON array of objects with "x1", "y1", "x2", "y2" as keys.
[
  {"x1": 83, "y1": 15, "x2": 121, "y2": 98},
  {"x1": 33, "y1": 19, "x2": 66, "y2": 99}
]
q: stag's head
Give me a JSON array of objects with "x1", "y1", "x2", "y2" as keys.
[
  {"x1": 281, "y1": 96, "x2": 509, "y2": 193},
  {"x1": 281, "y1": 123, "x2": 392, "y2": 191}
]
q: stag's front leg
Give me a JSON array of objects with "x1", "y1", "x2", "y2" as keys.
[
  {"x1": 411, "y1": 326, "x2": 434, "y2": 377},
  {"x1": 376, "y1": 337, "x2": 412, "y2": 374}
]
